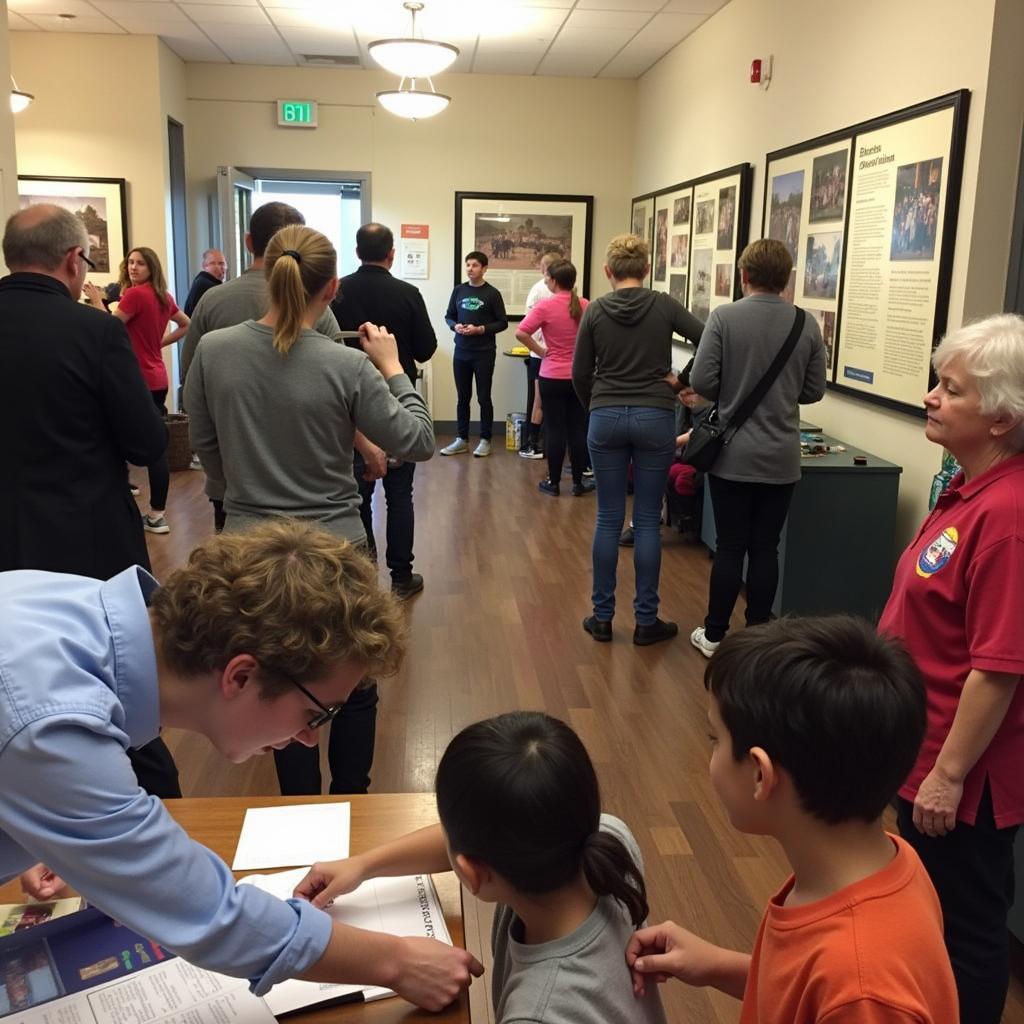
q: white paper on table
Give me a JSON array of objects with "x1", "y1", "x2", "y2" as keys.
[
  {"x1": 231, "y1": 803, "x2": 351, "y2": 870},
  {"x1": 239, "y1": 867, "x2": 452, "y2": 1015}
]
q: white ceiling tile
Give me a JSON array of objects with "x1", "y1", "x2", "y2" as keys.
[
  {"x1": 535, "y1": 50, "x2": 605, "y2": 75},
  {"x1": 25, "y1": 13, "x2": 125, "y2": 31},
  {"x1": 161, "y1": 35, "x2": 229, "y2": 60},
  {"x1": 219, "y1": 39, "x2": 295, "y2": 63},
  {"x1": 200, "y1": 21, "x2": 278, "y2": 39},
  {"x1": 8, "y1": 0, "x2": 98, "y2": 15},
  {"x1": 6, "y1": 11, "x2": 39, "y2": 27},
  {"x1": 471, "y1": 50, "x2": 542, "y2": 75},
  {"x1": 277, "y1": 25, "x2": 358, "y2": 55},
  {"x1": 474, "y1": 33, "x2": 550, "y2": 54},
  {"x1": 565, "y1": 9, "x2": 652, "y2": 30},
  {"x1": 547, "y1": 26, "x2": 630, "y2": 53},
  {"x1": 598, "y1": 45, "x2": 664, "y2": 77},
  {"x1": 574, "y1": 0, "x2": 664, "y2": 10},
  {"x1": 91, "y1": 0, "x2": 188, "y2": 21},
  {"x1": 179, "y1": 3, "x2": 269, "y2": 22},
  {"x1": 628, "y1": 11, "x2": 704, "y2": 47},
  {"x1": 263, "y1": 6, "x2": 332, "y2": 28},
  {"x1": 661, "y1": 0, "x2": 728, "y2": 13}
]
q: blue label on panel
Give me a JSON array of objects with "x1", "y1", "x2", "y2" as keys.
[{"x1": 843, "y1": 366, "x2": 874, "y2": 383}]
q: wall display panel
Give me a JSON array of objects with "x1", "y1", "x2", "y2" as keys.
[
  {"x1": 629, "y1": 192, "x2": 656, "y2": 287},
  {"x1": 763, "y1": 91, "x2": 969, "y2": 415},
  {"x1": 454, "y1": 191, "x2": 594, "y2": 319},
  {"x1": 651, "y1": 186, "x2": 693, "y2": 302}
]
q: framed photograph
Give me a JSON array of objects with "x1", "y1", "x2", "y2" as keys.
[
  {"x1": 629, "y1": 191, "x2": 657, "y2": 286},
  {"x1": 17, "y1": 176, "x2": 128, "y2": 286},
  {"x1": 763, "y1": 89, "x2": 970, "y2": 415},
  {"x1": 454, "y1": 191, "x2": 593, "y2": 319}
]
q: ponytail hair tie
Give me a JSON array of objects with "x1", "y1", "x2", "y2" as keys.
[{"x1": 282, "y1": 249, "x2": 302, "y2": 263}]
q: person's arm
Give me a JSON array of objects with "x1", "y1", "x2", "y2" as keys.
[
  {"x1": 180, "y1": 294, "x2": 208, "y2": 385},
  {"x1": 353, "y1": 431, "x2": 387, "y2": 481},
  {"x1": 515, "y1": 305, "x2": 546, "y2": 356},
  {"x1": 82, "y1": 281, "x2": 106, "y2": 310},
  {"x1": 515, "y1": 328, "x2": 546, "y2": 357},
  {"x1": 314, "y1": 305, "x2": 341, "y2": 338},
  {"x1": 483, "y1": 286, "x2": 508, "y2": 335},
  {"x1": 572, "y1": 304, "x2": 596, "y2": 408},
  {"x1": 799, "y1": 317, "x2": 828, "y2": 403},
  {"x1": 184, "y1": 346, "x2": 225, "y2": 496},
  {"x1": 162, "y1": 308, "x2": 190, "y2": 347},
  {"x1": 912, "y1": 668, "x2": 1021, "y2": 836},
  {"x1": 626, "y1": 920, "x2": 749, "y2": 1001},
  {"x1": 98, "y1": 317, "x2": 168, "y2": 466},
  {"x1": 293, "y1": 825, "x2": 449, "y2": 909},
  {"x1": 444, "y1": 288, "x2": 459, "y2": 332},
  {"x1": 668, "y1": 295, "x2": 705, "y2": 345},
  {"x1": 688, "y1": 315, "x2": 722, "y2": 401},
  {"x1": 409, "y1": 290, "x2": 438, "y2": 363}
]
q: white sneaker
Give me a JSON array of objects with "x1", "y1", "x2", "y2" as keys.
[
  {"x1": 440, "y1": 438, "x2": 469, "y2": 456},
  {"x1": 690, "y1": 626, "x2": 720, "y2": 658},
  {"x1": 473, "y1": 439, "x2": 492, "y2": 458},
  {"x1": 190, "y1": 454, "x2": 203, "y2": 470},
  {"x1": 143, "y1": 513, "x2": 170, "y2": 534}
]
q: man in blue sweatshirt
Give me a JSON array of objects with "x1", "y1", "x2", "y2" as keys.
[{"x1": 441, "y1": 251, "x2": 508, "y2": 457}]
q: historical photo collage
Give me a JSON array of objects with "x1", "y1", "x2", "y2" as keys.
[
  {"x1": 649, "y1": 187, "x2": 693, "y2": 312},
  {"x1": 689, "y1": 173, "x2": 742, "y2": 324}
]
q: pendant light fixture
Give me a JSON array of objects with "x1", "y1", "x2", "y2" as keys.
[
  {"x1": 370, "y1": 2, "x2": 457, "y2": 120},
  {"x1": 10, "y1": 76, "x2": 33, "y2": 113}
]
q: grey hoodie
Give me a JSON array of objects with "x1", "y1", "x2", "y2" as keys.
[{"x1": 572, "y1": 287, "x2": 704, "y2": 411}]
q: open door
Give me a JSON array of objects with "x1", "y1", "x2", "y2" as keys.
[{"x1": 216, "y1": 166, "x2": 255, "y2": 278}]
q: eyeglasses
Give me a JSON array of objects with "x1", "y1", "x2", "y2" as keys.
[
  {"x1": 78, "y1": 249, "x2": 96, "y2": 271},
  {"x1": 277, "y1": 670, "x2": 345, "y2": 730}
]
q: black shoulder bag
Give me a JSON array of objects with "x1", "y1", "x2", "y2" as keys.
[{"x1": 682, "y1": 307, "x2": 806, "y2": 473}]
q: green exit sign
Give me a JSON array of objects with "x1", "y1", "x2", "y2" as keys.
[{"x1": 277, "y1": 100, "x2": 318, "y2": 128}]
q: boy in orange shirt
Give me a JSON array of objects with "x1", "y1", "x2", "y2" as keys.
[{"x1": 628, "y1": 617, "x2": 959, "y2": 1022}]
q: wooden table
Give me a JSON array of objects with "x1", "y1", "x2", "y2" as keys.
[{"x1": 164, "y1": 794, "x2": 469, "y2": 1024}]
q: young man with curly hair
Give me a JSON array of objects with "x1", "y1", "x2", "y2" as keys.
[{"x1": 0, "y1": 520, "x2": 481, "y2": 1011}]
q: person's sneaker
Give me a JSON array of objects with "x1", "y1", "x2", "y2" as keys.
[
  {"x1": 633, "y1": 618, "x2": 679, "y2": 646},
  {"x1": 689, "y1": 626, "x2": 721, "y2": 658},
  {"x1": 143, "y1": 513, "x2": 169, "y2": 534},
  {"x1": 189, "y1": 454, "x2": 203, "y2": 470},
  {"x1": 519, "y1": 445, "x2": 544, "y2": 460},
  {"x1": 572, "y1": 479, "x2": 596, "y2": 496},
  {"x1": 582, "y1": 615, "x2": 612, "y2": 642},
  {"x1": 129, "y1": 484, "x2": 141, "y2": 496},
  {"x1": 583, "y1": 467, "x2": 594, "y2": 478},
  {"x1": 392, "y1": 573, "x2": 424, "y2": 599},
  {"x1": 538, "y1": 478, "x2": 560, "y2": 496},
  {"x1": 619, "y1": 526, "x2": 635, "y2": 546},
  {"x1": 473, "y1": 439, "x2": 492, "y2": 458},
  {"x1": 440, "y1": 438, "x2": 469, "y2": 456}
]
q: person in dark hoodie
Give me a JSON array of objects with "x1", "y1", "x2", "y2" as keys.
[{"x1": 572, "y1": 233, "x2": 704, "y2": 647}]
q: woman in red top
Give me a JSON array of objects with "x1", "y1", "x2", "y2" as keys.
[
  {"x1": 514, "y1": 259, "x2": 591, "y2": 496},
  {"x1": 88, "y1": 248, "x2": 189, "y2": 533},
  {"x1": 878, "y1": 313, "x2": 1024, "y2": 1024}
]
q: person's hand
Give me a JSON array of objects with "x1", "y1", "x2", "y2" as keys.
[
  {"x1": 21, "y1": 864, "x2": 69, "y2": 900},
  {"x1": 677, "y1": 387, "x2": 702, "y2": 409},
  {"x1": 390, "y1": 936, "x2": 484, "y2": 1011},
  {"x1": 82, "y1": 282, "x2": 105, "y2": 309},
  {"x1": 912, "y1": 767, "x2": 963, "y2": 837},
  {"x1": 359, "y1": 323, "x2": 403, "y2": 378},
  {"x1": 454, "y1": 323, "x2": 469, "y2": 335},
  {"x1": 675, "y1": 431, "x2": 691, "y2": 448},
  {"x1": 626, "y1": 920, "x2": 724, "y2": 996},
  {"x1": 292, "y1": 857, "x2": 367, "y2": 910},
  {"x1": 360, "y1": 444, "x2": 387, "y2": 482}
]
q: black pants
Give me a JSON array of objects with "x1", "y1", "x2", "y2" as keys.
[
  {"x1": 704, "y1": 475, "x2": 796, "y2": 642},
  {"x1": 273, "y1": 679, "x2": 379, "y2": 795},
  {"x1": 453, "y1": 351, "x2": 495, "y2": 441},
  {"x1": 211, "y1": 499, "x2": 226, "y2": 533},
  {"x1": 524, "y1": 357, "x2": 542, "y2": 448},
  {"x1": 538, "y1": 377, "x2": 587, "y2": 486},
  {"x1": 128, "y1": 736, "x2": 181, "y2": 798},
  {"x1": 354, "y1": 454, "x2": 416, "y2": 583},
  {"x1": 898, "y1": 787, "x2": 1019, "y2": 1024},
  {"x1": 148, "y1": 390, "x2": 170, "y2": 510}
]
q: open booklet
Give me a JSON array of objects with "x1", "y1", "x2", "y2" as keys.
[{"x1": 1, "y1": 870, "x2": 450, "y2": 1024}]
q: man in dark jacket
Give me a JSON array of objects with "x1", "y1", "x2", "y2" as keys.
[
  {"x1": 0, "y1": 203, "x2": 179, "y2": 798},
  {"x1": 182, "y1": 247, "x2": 226, "y2": 316},
  {"x1": 332, "y1": 222, "x2": 437, "y2": 598}
]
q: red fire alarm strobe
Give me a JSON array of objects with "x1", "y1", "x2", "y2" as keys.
[{"x1": 750, "y1": 58, "x2": 762, "y2": 83}]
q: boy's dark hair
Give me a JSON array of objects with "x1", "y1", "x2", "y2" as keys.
[
  {"x1": 249, "y1": 202, "x2": 305, "y2": 258},
  {"x1": 705, "y1": 616, "x2": 925, "y2": 825},
  {"x1": 465, "y1": 250, "x2": 488, "y2": 266},
  {"x1": 356, "y1": 222, "x2": 394, "y2": 263},
  {"x1": 436, "y1": 711, "x2": 648, "y2": 926}
]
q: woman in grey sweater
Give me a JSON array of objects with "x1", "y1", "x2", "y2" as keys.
[
  {"x1": 185, "y1": 223, "x2": 434, "y2": 798},
  {"x1": 688, "y1": 239, "x2": 826, "y2": 657}
]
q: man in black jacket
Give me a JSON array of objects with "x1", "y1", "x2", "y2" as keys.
[
  {"x1": 182, "y1": 247, "x2": 226, "y2": 316},
  {"x1": 0, "y1": 203, "x2": 179, "y2": 798},
  {"x1": 332, "y1": 222, "x2": 437, "y2": 598}
]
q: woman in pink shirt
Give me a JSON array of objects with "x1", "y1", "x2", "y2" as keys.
[
  {"x1": 515, "y1": 260, "x2": 591, "y2": 496},
  {"x1": 87, "y1": 247, "x2": 189, "y2": 533}
]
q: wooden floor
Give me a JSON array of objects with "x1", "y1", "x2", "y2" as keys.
[{"x1": 140, "y1": 444, "x2": 1024, "y2": 1024}]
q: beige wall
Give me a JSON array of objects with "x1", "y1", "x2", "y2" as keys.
[
  {"x1": 0, "y1": 1, "x2": 20, "y2": 271},
  {"x1": 636, "y1": 0, "x2": 1022, "y2": 542},
  {"x1": 183, "y1": 64, "x2": 635, "y2": 424}
]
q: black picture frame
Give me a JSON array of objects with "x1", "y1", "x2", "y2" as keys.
[{"x1": 454, "y1": 191, "x2": 594, "y2": 320}]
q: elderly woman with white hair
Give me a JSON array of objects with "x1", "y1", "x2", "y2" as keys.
[{"x1": 878, "y1": 313, "x2": 1024, "y2": 1024}]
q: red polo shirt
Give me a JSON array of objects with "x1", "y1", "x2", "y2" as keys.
[
  {"x1": 118, "y1": 284, "x2": 178, "y2": 391},
  {"x1": 879, "y1": 453, "x2": 1024, "y2": 827}
]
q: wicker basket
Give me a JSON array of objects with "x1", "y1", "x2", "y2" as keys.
[{"x1": 165, "y1": 413, "x2": 191, "y2": 472}]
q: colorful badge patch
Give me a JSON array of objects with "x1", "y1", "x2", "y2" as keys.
[
  {"x1": 460, "y1": 297, "x2": 484, "y2": 311},
  {"x1": 916, "y1": 526, "x2": 958, "y2": 578}
]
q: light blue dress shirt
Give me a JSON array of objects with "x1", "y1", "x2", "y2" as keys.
[{"x1": 0, "y1": 566, "x2": 332, "y2": 995}]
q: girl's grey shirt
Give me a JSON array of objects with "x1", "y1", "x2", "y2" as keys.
[
  {"x1": 185, "y1": 321, "x2": 434, "y2": 543},
  {"x1": 690, "y1": 293, "x2": 827, "y2": 484}
]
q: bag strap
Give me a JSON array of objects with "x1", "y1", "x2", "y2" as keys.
[{"x1": 723, "y1": 307, "x2": 806, "y2": 441}]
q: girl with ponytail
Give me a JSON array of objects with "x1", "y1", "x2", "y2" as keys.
[
  {"x1": 294, "y1": 711, "x2": 666, "y2": 1024},
  {"x1": 514, "y1": 259, "x2": 593, "y2": 497}
]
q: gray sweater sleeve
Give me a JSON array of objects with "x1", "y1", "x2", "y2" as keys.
[
  {"x1": 800, "y1": 319, "x2": 828, "y2": 403},
  {"x1": 689, "y1": 311, "x2": 723, "y2": 402},
  {"x1": 666, "y1": 295, "x2": 705, "y2": 345},
  {"x1": 184, "y1": 345, "x2": 226, "y2": 501},
  {"x1": 572, "y1": 303, "x2": 597, "y2": 408},
  {"x1": 350, "y1": 361, "x2": 435, "y2": 461}
]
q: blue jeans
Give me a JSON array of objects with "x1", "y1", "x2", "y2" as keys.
[{"x1": 588, "y1": 406, "x2": 676, "y2": 625}]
